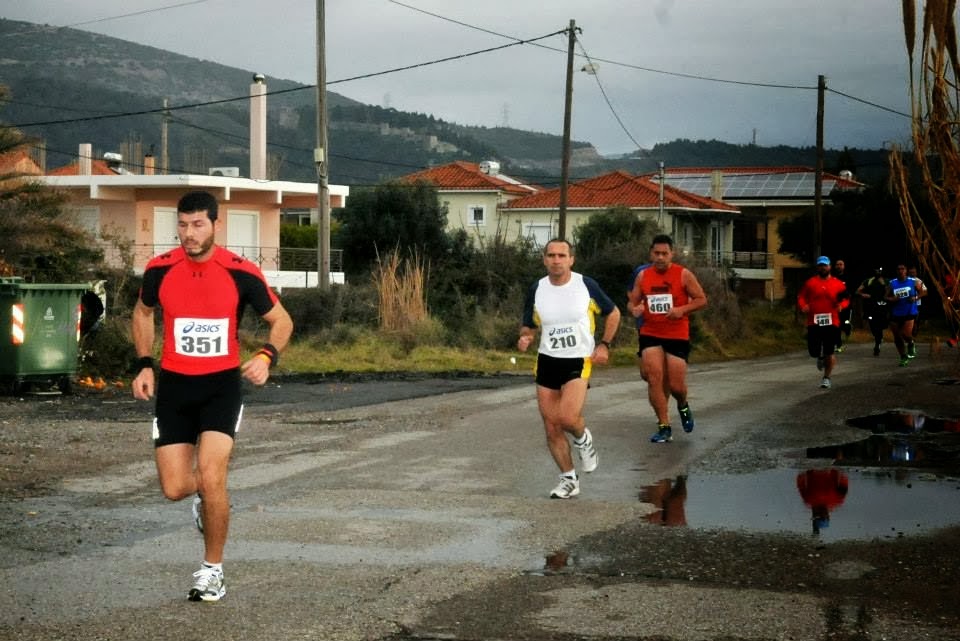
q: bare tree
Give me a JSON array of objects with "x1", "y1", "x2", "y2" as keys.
[{"x1": 890, "y1": 0, "x2": 960, "y2": 331}]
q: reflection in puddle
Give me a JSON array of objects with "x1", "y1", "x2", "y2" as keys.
[
  {"x1": 808, "y1": 409, "x2": 960, "y2": 468},
  {"x1": 796, "y1": 469, "x2": 849, "y2": 535},
  {"x1": 638, "y1": 476, "x2": 687, "y2": 526},
  {"x1": 525, "y1": 550, "x2": 572, "y2": 575},
  {"x1": 543, "y1": 550, "x2": 570, "y2": 572},
  {"x1": 846, "y1": 409, "x2": 960, "y2": 434},
  {"x1": 807, "y1": 435, "x2": 939, "y2": 467},
  {"x1": 641, "y1": 468, "x2": 960, "y2": 542}
]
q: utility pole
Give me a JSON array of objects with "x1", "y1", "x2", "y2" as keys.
[
  {"x1": 814, "y1": 74, "x2": 825, "y2": 261},
  {"x1": 160, "y1": 98, "x2": 169, "y2": 175},
  {"x1": 658, "y1": 161, "x2": 665, "y2": 227},
  {"x1": 315, "y1": 0, "x2": 331, "y2": 291},
  {"x1": 557, "y1": 19, "x2": 576, "y2": 240}
]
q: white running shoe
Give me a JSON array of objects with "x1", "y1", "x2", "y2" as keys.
[
  {"x1": 550, "y1": 476, "x2": 580, "y2": 499},
  {"x1": 575, "y1": 428, "x2": 598, "y2": 473},
  {"x1": 191, "y1": 495, "x2": 203, "y2": 533},
  {"x1": 188, "y1": 565, "x2": 225, "y2": 602},
  {"x1": 820, "y1": 377, "x2": 832, "y2": 389}
]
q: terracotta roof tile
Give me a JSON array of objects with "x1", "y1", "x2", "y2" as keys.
[
  {"x1": 0, "y1": 150, "x2": 43, "y2": 176},
  {"x1": 46, "y1": 159, "x2": 120, "y2": 176},
  {"x1": 398, "y1": 160, "x2": 539, "y2": 197}
]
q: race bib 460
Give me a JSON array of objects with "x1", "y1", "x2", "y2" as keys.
[{"x1": 647, "y1": 293, "x2": 673, "y2": 314}]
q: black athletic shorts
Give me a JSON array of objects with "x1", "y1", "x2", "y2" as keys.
[
  {"x1": 535, "y1": 353, "x2": 591, "y2": 390},
  {"x1": 637, "y1": 335, "x2": 691, "y2": 362},
  {"x1": 806, "y1": 324, "x2": 840, "y2": 358},
  {"x1": 153, "y1": 368, "x2": 244, "y2": 447}
]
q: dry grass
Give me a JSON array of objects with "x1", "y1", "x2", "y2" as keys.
[
  {"x1": 279, "y1": 331, "x2": 534, "y2": 374},
  {"x1": 374, "y1": 250, "x2": 428, "y2": 332}
]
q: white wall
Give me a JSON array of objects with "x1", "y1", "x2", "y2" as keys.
[{"x1": 262, "y1": 270, "x2": 345, "y2": 291}]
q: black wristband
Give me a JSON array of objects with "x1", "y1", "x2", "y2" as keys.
[
  {"x1": 135, "y1": 356, "x2": 154, "y2": 371},
  {"x1": 258, "y1": 343, "x2": 279, "y2": 367},
  {"x1": 599, "y1": 339, "x2": 612, "y2": 349}
]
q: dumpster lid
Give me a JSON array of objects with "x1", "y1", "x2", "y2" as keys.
[{"x1": 0, "y1": 278, "x2": 91, "y2": 292}]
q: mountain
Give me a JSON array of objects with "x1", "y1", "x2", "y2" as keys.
[{"x1": 0, "y1": 18, "x2": 888, "y2": 187}]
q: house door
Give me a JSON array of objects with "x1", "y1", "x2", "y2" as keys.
[
  {"x1": 227, "y1": 210, "x2": 260, "y2": 260},
  {"x1": 709, "y1": 223, "x2": 723, "y2": 265},
  {"x1": 153, "y1": 208, "x2": 179, "y2": 253}
]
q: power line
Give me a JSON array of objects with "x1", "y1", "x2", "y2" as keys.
[
  {"x1": 389, "y1": 0, "x2": 911, "y2": 120},
  {"x1": 389, "y1": 0, "x2": 815, "y2": 91},
  {"x1": 825, "y1": 88, "x2": 911, "y2": 118},
  {"x1": 167, "y1": 113, "x2": 434, "y2": 171},
  {"x1": 0, "y1": 1, "x2": 209, "y2": 38},
  {"x1": 328, "y1": 29, "x2": 565, "y2": 85},
  {"x1": 2, "y1": 30, "x2": 564, "y2": 130},
  {"x1": 574, "y1": 36, "x2": 644, "y2": 151},
  {"x1": 41, "y1": 110, "x2": 449, "y2": 179}
]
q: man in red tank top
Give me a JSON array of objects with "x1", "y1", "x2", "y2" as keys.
[{"x1": 627, "y1": 235, "x2": 708, "y2": 443}]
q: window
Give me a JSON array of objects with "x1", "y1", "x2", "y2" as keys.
[
  {"x1": 71, "y1": 206, "x2": 100, "y2": 238},
  {"x1": 525, "y1": 224, "x2": 552, "y2": 248},
  {"x1": 281, "y1": 208, "x2": 313, "y2": 225},
  {"x1": 468, "y1": 204, "x2": 485, "y2": 226}
]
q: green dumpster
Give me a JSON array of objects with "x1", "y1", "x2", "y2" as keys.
[{"x1": 0, "y1": 277, "x2": 90, "y2": 394}]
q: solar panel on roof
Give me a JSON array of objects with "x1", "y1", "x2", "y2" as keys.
[{"x1": 662, "y1": 171, "x2": 840, "y2": 199}]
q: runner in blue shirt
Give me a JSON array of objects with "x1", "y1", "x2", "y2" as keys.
[{"x1": 885, "y1": 263, "x2": 920, "y2": 366}]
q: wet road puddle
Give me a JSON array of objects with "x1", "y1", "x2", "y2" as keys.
[
  {"x1": 638, "y1": 410, "x2": 960, "y2": 543},
  {"x1": 650, "y1": 469, "x2": 960, "y2": 542},
  {"x1": 845, "y1": 408, "x2": 960, "y2": 434}
]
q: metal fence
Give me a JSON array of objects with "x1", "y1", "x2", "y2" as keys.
[
  {"x1": 124, "y1": 245, "x2": 343, "y2": 272},
  {"x1": 683, "y1": 250, "x2": 772, "y2": 270}
]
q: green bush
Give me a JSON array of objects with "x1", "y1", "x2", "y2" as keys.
[
  {"x1": 280, "y1": 283, "x2": 378, "y2": 336},
  {"x1": 389, "y1": 316, "x2": 447, "y2": 356},
  {"x1": 79, "y1": 316, "x2": 137, "y2": 378}
]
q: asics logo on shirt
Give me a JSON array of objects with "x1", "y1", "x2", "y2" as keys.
[{"x1": 181, "y1": 320, "x2": 225, "y2": 334}]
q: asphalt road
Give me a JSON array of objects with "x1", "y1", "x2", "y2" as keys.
[{"x1": 2, "y1": 344, "x2": 960, "y2": 641}]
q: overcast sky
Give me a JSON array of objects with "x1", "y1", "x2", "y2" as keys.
[{"x1": 3, "y1": 0, "x2": 920, "y2": 155}]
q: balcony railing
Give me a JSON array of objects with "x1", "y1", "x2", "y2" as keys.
[
  {"x1": 121, "y1": 245, "x2": 344, "y2": 272},
  {"x1": 682, "y1": 250, "x2": 773, "y2": 270},
  {"x1": 728, "y1": 251, "x2": 772, "y2": 270}
]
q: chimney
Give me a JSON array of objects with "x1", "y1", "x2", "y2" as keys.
[
  {"x1": 79, "y1": 143, "x2": 92, "y2": 175},
  {"x1": 250, "y1": 73, "x2": 267, "y2": 180},
  {"x1": 710, "y1": 170, "x2": 724, "y2": 202},
  {"x1": 144, "y1": 154, "x2": 155, "y2": 175}
]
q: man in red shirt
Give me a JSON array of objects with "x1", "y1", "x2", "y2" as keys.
[
  {"x1": 131, "y1": 191, "x2": 293, "y2": 601},
  {"x1": 627, "y1": 235, "x2": 708, "y2": 444},
  {"x1": 797, "y1": 256, "x2": 849, "y2": 389}
]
